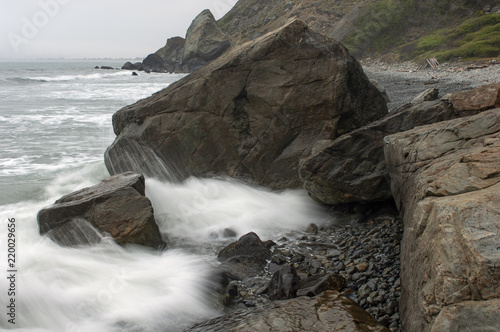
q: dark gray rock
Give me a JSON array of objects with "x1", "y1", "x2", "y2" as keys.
[
  {"x1": 219, "y1": 255, "x2": 266, "y2": 281},
  {"x1": 37, "y1": 172, "x2": 165, "y2": 249},
  {"x1": 264, "y1": 264, "x2": 301, "y2": 300},
  {"x1": 140, "y1": 53, "x2": 165, "y2": 73},
  {"x1": 297, "y1": 273, "x2": 346, "y2": 297},
  {"x1": 218, "y1": 232, "x2": 271, "y2": 263},
  {"x1": 122, "y1": 62, "x2": 142, "y2": 70}
]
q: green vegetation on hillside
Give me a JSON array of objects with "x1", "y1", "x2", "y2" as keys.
[
  {"x1": 343, "y1": 0, "x2": 496, "y2": 60},
  {"x1": 399, "y1": 13, "x2": 500, "y2": 61}
]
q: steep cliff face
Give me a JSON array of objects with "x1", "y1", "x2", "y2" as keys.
[{"x1": 217, "y1": 0, "x2": 370, "y2": 44}]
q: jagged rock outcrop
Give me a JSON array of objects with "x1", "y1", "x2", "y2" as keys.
[
  {"x1": 122, "y1": 10, "x2": 229, "y2": 73},
  {"x1": 384, "y1": 108, "x2": 500, "y2": 331},
  {"x1": 154, "y1": 36, "x2": 185, "y2": 72},
  {"x1": 182, "y1": 9, "x2": 230, "y2": 72},
  {"x1": 140, "y1": 53, "x2": 166, "y2": 73},
  {"x1": 105, "y1": 20, "x2": 387, "y2": 188},
  {"x1": 187, "y1": 290, "x2": 390, "y2": 331},
  {"x1": 37, "y1": 172, "x2": 166, "y2": 249},
  {"x1": 122, "y1": 61, "x2": 142, "y2": 70},
  {"x1": 300, "y1": 84, "x2": 500, "y2": 205}
]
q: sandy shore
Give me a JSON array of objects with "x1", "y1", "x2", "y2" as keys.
[{"x1": 363, "y1": 60, "x2": 500, "y2": 110}]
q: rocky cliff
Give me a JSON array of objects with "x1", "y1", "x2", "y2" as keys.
[{"x1": 122, "y1": 9, "x2": 230, "y2": 73}]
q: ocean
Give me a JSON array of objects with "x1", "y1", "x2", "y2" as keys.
[{"x1": 0, "y1": 60, "x2": 327, "y2": 331}]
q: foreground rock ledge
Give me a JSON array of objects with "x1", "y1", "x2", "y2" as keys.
[
  {"x1": 105, "y1": 19, "x2": 387, "y2": 189},
  {"x1": 384, "y1": 108, "x2": 500, "y2": 331},
  {"x1": 37, "y1": 172, "x2": 166, "y2": 249},
  {"x1": 186, "y1": 291, "x2": 389, "y2": 332}
]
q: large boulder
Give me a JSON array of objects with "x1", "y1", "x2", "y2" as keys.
[
  {"x1": 104, "y1": 20, "x2": 388, "y2": 189},
  {"x1": 187, "y1": 291, "x2": 390, "y2": 331},
  {"x1": 300, "y1": 84, "x2": 500, "y2": 205},
  {"x1": 384, "y1": 108, "x2": 500, "y2": 331},
  {"x1": 37, "y1": 172, "x2": 166, "y2": 249},
  {"x1": 446, "y1": 82, "x2": 500, "y2": 113},
  {"x1": 140, "y1": 53, "x2": 166, "y2": 73},
  {"x1": 155, "y1": 36, "x2": 186, "y2": 73},
  {"x1": 122, "y1": 61, "x2": 142, "y2": 70},
  {"x1": 182, "y1": 9, "x2": 230, "y2": 72}
]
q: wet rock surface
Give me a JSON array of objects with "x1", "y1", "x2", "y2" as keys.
[
  {"x1": 37, "y1": 172, "x2": 166, "y2": 249},
  {"x1": 188, "y1": 290, "x2": 390, "y2": 332}
]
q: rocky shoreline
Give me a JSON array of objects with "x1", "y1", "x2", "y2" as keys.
[
  {"x1": 36, "y1": 18, "x2": 500, "y2": 331},
  {"x1": 208, "y1": 212, "x2": 403, "y2": 331}
]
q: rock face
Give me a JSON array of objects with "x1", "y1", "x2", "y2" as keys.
[
  {"x1": 105, "y1": 20, "x2": 388, "y2": 189},
  {"x1": 384, "y1": 108, "x2": 500, "y2": 331},
  {"x1": 183, "y1": 9, "x2": 231, "y2": 72},
  {"x1": 187, "y1": 291, "x2": 390, "y2": 331},
  {"x1": 140, "y1": 53, "x2": 165, "y2": 73},
  {"x1": 37, "y1": 173, "x2": 166, "y2": 249},
  {"x1": 154, "y1": 36, "x2": 185, "y2": 72},
  {"x1": 300, "y1": 84, "x2": 500, "y2": 205},
  {"x1": 122, "y1": 61, "x2": 142, "y2": 70}
]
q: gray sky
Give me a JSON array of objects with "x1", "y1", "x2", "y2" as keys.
[{"x1": 0, "y1": 0, "x2": 237, "y2": 59}]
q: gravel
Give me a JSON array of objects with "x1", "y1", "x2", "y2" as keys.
[{"x1": 362, "y1": 60, "x2": 500, "y2": 110}]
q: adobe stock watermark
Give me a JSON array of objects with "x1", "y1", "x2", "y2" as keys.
[
  {"x1": 212, "y1": 0, "x2": 237, "y2": 18},
  {"x1": 7, "y1": 0, "x2": 71, "y2": 54}
]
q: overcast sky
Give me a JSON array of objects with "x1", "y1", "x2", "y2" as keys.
[{"x1": 0, "y1": 0, "x2": 237, "y2": 59}]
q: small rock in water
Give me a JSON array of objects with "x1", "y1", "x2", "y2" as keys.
[{"x1": 305, "y1": 223, "x2": 319, "y2": 234}]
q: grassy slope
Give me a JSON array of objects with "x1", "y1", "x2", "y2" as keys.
[
  {"x1": 217, "y1": 0, "x2": 498, "y2": 62},
  {"x1": 398, "y1": 13, "x2": 500, "y2": 61}
]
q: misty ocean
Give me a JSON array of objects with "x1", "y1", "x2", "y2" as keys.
[{"x1": 0, "y1": 60, "x2": 327, "y2": 331}]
